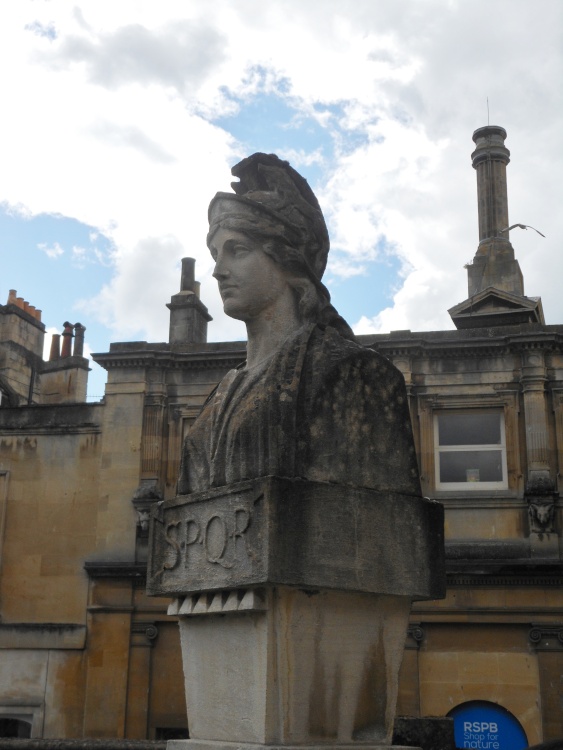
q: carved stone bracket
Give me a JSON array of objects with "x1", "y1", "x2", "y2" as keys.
[
  {"x1": 132, "y1": 479, "x2": 163, "y2": 534},
  {"x1": 406, "y1": 623, "x2": 424, "y2": 649},
  {"x1": 528, "y1": 624, "x2": 563, "y2": 651},
  {"x1": 525, "y1": 470, "x2": 557, "y2": 540},
  {"x1": 131, "y1": 621, "x2": 159, "y2": 647}
]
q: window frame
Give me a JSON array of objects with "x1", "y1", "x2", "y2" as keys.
[
  {"x1": 0, "y1": 706, "x2": 43, "y2": 739},
  {"x1": 434, "y1": 409, "x2": 509, "y2": 491}
]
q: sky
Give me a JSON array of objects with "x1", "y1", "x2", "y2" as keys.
[{"x1": 0, "y1": 1, "x2": 561, "y2": 400}]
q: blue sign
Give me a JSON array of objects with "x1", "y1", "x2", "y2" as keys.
[{"x1": 449, "y1": 701, "x2": 528, "y2": 750}]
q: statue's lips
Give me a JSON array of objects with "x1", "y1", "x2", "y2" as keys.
[{"x1": 219, "y1": 285, "x2": 237, "y2": 298}]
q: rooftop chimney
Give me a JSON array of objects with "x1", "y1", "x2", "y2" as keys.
[
  {"x1": 73, "y1": 323, "x2": 86, "y2": 357},
  {"x1": 49, "y1": 334, "x2": 61, "y2": 361},
  {"x1": 467, "y1": 125, "x2": 524, "y2": 297},
  {"x1": 167, "y1": 257, "x2": 212, "y2": 346},
  {"x1": 449, "y1": 125, "x2": 544, "y2": 329},
  {"x1": 181, "y1": 257, "x2": 196, "y2": 293},
  {"x1": 5, "y1": 290, "x2": 42, "y2": 322},
  {"x1": 61, "y1": 321, "x2": 74, "y2": 358}
]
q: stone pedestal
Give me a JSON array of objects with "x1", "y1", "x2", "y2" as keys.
[
  {"x1": 172, "y1": 588, "x2": 411, "y2": 747},
  {"x1": 148, "y1": 477, "x2": 444, "y2": 750}
]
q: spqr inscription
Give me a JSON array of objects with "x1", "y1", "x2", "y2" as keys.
[{"x1": 152, "y1": 495, "x2": 261, "y2": 584}]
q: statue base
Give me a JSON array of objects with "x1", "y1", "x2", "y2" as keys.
[
  {"x1": 148, "y1": 477, "x2": 444, "y2": 749},
  {"x1": 174, "y1": 586, "x2": 410, "y2": 746}
]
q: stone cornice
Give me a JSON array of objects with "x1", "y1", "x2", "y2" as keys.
[
  {"x1": 83, "y1": 560, "x2": 562, "y2": 590},
  {"x1": 446, "y1": 560, "x2": 563, "y2": 587},
  {"x1": 93, "y1": 347, "x2": 246, "y2": 372},
  {"x1": 84, "y1": 561, "x2": 147, "y2": 582},
  {"x1": 0, "y1": 403, "x2": 102, "y2": 433},
  {"x1": 41, "y1": 355, "x2": 90, "y2": 373},
  {"x1": 364, "y1": 329, "x2": 563, "y2": 361},
  {"x1": 0, "y1": 424, "x2": 101, "y2": 436},
  {"x1": 0, "y1": 303, "x2": 45, "y2": 331},
  {"x1": 91, "y1": 328, "x2": 563, "y2": 371},
  {"x1": 0, "y1": 622, "x2": 86, "y2": 649}
]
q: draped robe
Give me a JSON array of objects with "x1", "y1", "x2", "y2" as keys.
[{"x1": 178, "y1": 323, "x2": 420, "y2": 496}]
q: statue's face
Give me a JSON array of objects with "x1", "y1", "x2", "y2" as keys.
[{"x1": 210, "y1": 227, "x2": 291, "y2": 322}]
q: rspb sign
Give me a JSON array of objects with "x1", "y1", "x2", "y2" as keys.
[{"x1": 449, "y1": 701, "x2": 528, "y2": 750}]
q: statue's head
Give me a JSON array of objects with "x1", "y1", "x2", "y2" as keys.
[
  {"x1": 207, "y1": 153, "x2": 353, "y2": 338},
  {"x1": 207, "y1": 154, "x2": 333, "y2": 317}
]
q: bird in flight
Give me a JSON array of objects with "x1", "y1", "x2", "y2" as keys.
[{"x1": 500, "y1": 223, "x2": 545, "y2": 237}]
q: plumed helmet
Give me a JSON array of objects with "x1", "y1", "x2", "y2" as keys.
[{"x1": 208, "y1": 153, "x2": 330, "y2": 296}]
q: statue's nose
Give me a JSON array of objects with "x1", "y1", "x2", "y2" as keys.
[{"x1": 212, "y1": 253, "x2": 230, "y2": 280}]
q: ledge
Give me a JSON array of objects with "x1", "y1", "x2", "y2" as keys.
[
  {"x1": 446, "y1": 559, "x2": 563, "y2": 587},
  {"x1": 0, "y1": 623, "x2": 86, "y2": 650},
  {"x1": 84, "y1": 561, "x2": 147, "y2": 581}
]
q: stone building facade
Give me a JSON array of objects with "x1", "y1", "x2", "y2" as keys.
[{"x1": 0, "y1": 126, "x2": 561, "y2": 745}]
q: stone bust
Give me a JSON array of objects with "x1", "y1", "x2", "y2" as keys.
[{"x1": 178, "y1": 152, "x2": 420, "y2": 498}]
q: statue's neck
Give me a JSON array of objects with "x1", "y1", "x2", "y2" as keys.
[{"x1": 244, "y1": 295, "x2": 302, "y2": 369}]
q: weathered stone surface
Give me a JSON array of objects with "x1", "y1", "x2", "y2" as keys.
[
  {"x1": 147, "y1": 152, "x2": 445, "y2": 750},
  {"x1": 0, "y1": 742, "x2": 166, "y2": 750},
  {"x1": 178, "y1": 154, "x2": 423, "y2": 502},
  {"x1": 148, "y1": 477, "x2": 444, "y2": 599},
  {"x1": 169, "y1": 744, "x2": 420, "y2": 750},
  {"x1": 392, "y1": 716, "x2": 455, "y2": 750},
  {"x1": 178, "y1": 588, "x2": 412, "y2": 746},
  {"x1": 527, "y1": 741, "x2": 563, "y2": 750}
]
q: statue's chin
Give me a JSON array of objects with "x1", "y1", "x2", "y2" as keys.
[{"x1": 222, "y1": 300, "x2": 249, "y2": 322}]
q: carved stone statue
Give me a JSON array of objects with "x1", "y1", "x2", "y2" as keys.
[
  {"x1": 149, "y1": 154, "x2": 444, "y2": 750},
  {"x1": 178, "y1": 153, "x2": 420, "y2": 497}
]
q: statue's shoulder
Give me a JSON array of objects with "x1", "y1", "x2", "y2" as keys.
[{"x1": 311, "y1": 325, "x2": 402, "y2": 383}]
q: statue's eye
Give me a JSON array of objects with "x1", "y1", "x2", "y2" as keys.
[{"x1": 232, "y1": 244, "x2": 250, "y2": 256}]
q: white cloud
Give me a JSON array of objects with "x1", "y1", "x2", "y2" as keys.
[
  {"x1": 38, "y1": 241, "x2": 64, "y2": 259},
  {"x1": 0, "y1": 0, "x2": 561, "y2": 347}
]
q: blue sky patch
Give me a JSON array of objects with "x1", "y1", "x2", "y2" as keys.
[
  {"x1": 326, "y1": 253, "x2": 402, "y2": 326},
  {"x1": 0, "y1": 206, "x2": 114, "y2": 315},
  {"x1": 0, "y1": 205, "x2": 115, "y2": 400},
  {"x1": 215, "y1": 90, "x2": 333, "y2": 186}
]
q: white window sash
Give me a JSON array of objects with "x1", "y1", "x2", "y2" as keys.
[{"x1": 434, "y1": 411, "x2": 508, "y2": 490}]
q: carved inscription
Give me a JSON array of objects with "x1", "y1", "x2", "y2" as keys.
[
  {"x1": 149, "y1": 489, "x2": 264, "y2": 594},
  {"x1": 160, "y1": 507, "x2": 253, "y2": 572},
  {"x1": 147, "y1": 477, "x2": 445, "y2": 600}
]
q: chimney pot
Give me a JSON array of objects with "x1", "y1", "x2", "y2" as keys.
[
  {"x1": 180, "y1": 257, "x2": 196, "y2": 293},
  {"x1": 50, "y1": 334, "x2": 61, "y2": 361},
  {"x1": 73, "y1": 323, "x2": 86, "y2": 357},
  {"x1": 61, "y1": 321, "x2": 74, "y2": 358}
]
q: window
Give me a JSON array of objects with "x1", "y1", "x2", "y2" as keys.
[
  {"x1": 0, "y1": 718, "x2": 32, "y2": 738},
  {"x1": 435, "y1": 410, "x2": 507, "y2": 490}
]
